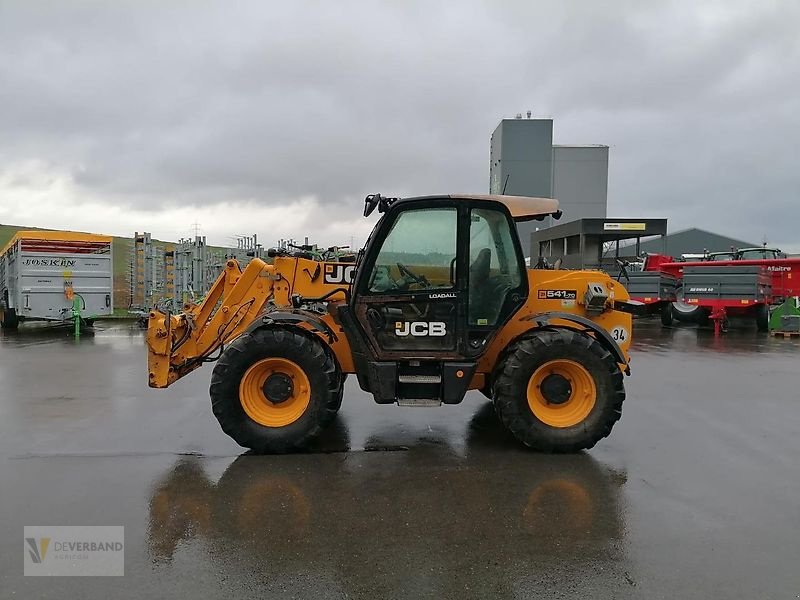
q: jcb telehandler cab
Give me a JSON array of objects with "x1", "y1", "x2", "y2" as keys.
[{"x1": 147, "y1": 194, "x2": 634, "y2": 452}]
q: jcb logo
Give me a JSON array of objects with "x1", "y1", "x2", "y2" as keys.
[
  {"x1": 395, "y1": 321, "x2": 447, "y2": 337},
  {"x1": 323, "y1": 264, "x2": 355, "y2": 284}
]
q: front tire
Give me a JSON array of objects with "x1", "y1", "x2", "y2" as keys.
[
  {"x1": 0, "y1": 308, "x2": 19, "y2": 329},
  {"x1": 492, "y1": 329, "x2": 625, "y2": 453},
  {"x1": 210, "y1": 327, "x2": 341, "y2": 453}
]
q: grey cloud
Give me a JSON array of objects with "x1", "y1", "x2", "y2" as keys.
[{"x1": 0, "y1": 0, "x2": 798, "y2": 245}]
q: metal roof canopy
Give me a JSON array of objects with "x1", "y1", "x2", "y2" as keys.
[
  {"x1": 1, "y1": 230, "x2": 113, "y2": 257},
  {"x1": 531, "y1": 218, "x2": 668, "y2": 270}
]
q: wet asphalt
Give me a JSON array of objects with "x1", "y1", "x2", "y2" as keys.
[{"x1": 0, "y1": 320, "x2": 799, "y2": 599}]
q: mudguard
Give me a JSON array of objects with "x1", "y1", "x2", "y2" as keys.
[
  {"x1": 245, "y1": 309, "x2": 338, "y2": 343},
  {"x1": 524, "y1": 311, "x2": 630, "y2": 375}
]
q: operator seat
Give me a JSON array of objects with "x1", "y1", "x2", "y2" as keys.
[
  {"x1": 470, "y1": 248, "x2": 491, "y2": 284},
  {"x1": 469, "y1": 248, "x2": 492, "y2": 324}
]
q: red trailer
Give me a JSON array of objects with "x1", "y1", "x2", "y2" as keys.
[
  {"x1": 617, "y1": 260, "x2": 678, "y2": 326},
  {"x1": 643, "y1": 251, "x2": 800, "y2": 333}
]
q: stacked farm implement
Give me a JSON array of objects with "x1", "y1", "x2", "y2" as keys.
[{"x1": 639, "y1": 249, "x2": 800, "y2": 334}]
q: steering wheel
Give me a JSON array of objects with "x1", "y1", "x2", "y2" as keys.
[{"x1": 396, "y1": 262, "x2": 429, "y2": 288}]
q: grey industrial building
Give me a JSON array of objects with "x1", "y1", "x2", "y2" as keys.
[
  {"x1": 489, "y1": 116, "x2": 608, "y2": 255},
  {"x1": 552, "y1": 145, "x2": 609, "y2": 222},
  {"x1": 634, "y1": 228, "x2": 755, "y2": 257},
  {"x1": 488, "y1": 115, "x2": 758, "y2": 262}
]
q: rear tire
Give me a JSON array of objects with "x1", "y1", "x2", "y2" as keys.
[
  {"x1": 755, "y1": 303, "x2": 769, "y2": 332},
  {"x1": 210, "y1": 327, "x2": 341, "y2": 453},
  {"x1": 0, "y1": 308, "x2": 19, "y2": 330},
  {"x1": 672, "y1": 285, "x2": 704, "y2": 323},
  {"x1": 492, "y1": 329, "x2": 625, "y2": 453},
  {"x1": 660, "y1": 302, "x2": 673, "y2": 327}
]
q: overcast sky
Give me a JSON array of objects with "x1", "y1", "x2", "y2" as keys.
[{"x1": 1, "y1": 1, "x2": 798, "y2": 251}]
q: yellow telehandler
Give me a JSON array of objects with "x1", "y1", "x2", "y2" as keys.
[{"x1": 147, "y1": 194, "x2": 636, "y2": 453}]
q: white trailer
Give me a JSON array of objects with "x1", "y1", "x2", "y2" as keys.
[{"x1": 0, "y1": 231, "x2": 113, "y2": 329}]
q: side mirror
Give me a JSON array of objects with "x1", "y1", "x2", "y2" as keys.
[{"x1": 364, "y1": 194, "x2": 381, "y2": 217}]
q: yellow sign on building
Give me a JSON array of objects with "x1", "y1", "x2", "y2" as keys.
[{"x1": 603, "y1": 222, "x2": 647, "y2": 231}]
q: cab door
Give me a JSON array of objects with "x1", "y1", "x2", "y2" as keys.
[
  {"x1": 353, "y1": 204, "x2": 463, "y2": 359},
  {"x1": 463, "y1": 206, "x2": 528, "y2": 357}
]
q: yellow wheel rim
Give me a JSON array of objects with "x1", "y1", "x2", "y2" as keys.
[
  {"x1": 527, "y1": 359, "x2": 596, "y2": 428},
  {"x1": 239, "y1": 358, "x2": 311, "y2": 427}
]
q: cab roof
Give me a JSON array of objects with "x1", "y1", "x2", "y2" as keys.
[
  {"x1": 398, "y1": 194, "x2": 561, "y2": 222},
  {"x1": 450, "y1": 194, "x2": 560, "y2": 221},
  {"x1": 738, "y1": 247, "x2": 783, "y2": 253}
]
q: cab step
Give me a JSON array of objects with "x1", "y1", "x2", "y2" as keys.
[
  {"x1": 397, "y1": 374, "x2": 442, "y2": 384},
  {"x1": 396, "y1": 398, "x2": 442, "y2": 407}
]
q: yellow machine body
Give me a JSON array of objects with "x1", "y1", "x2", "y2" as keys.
[{"x1": 147, "y1": 257, "x2": 632, "y2": 390}]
